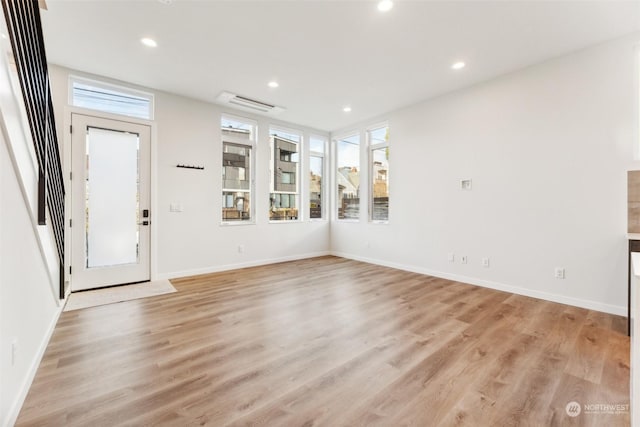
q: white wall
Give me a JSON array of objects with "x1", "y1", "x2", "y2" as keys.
[
  {"x1": 0, "y1": 14, "x2": 64, "y2": 424},
  {"x1": 0, "y1": 135, "x2": 61, "y2": 427},
  {"x1": 47, "y1": 66, "x2": 331, "y2": 281},
  {"x1": 331, "y1": 33, "x2": 640, "y2": 315}
]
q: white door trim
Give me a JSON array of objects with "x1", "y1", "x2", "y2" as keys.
[
  {"x1": 69, "y1": 113, "x2": 152, "y2": 291},
  {"x1": 62, "y1": 106, "x2": 158, "y2": 295}
]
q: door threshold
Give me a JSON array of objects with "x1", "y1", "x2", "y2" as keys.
[{"x1": 71, "y1": 280, "x2": 150, "y2": 293}]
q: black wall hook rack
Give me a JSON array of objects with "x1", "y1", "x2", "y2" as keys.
[{"x1": 176, "y1": 164, "x2": 205, "y2": 170}]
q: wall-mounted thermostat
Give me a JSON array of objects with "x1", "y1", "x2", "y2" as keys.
[{"x1": 461, "y1": 179, "x2": 472, "y2": 190}]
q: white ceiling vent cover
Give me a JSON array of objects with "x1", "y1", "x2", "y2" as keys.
[{"x1": 217, "y1": 91, "x2": 285, "y2": 115}]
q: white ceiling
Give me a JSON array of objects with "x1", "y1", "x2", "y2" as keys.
[{"x1": 41, "y1": 0, "x2": 640, "y2": 132}]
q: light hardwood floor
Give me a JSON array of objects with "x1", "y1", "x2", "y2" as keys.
[{"x1": 17, "y1": 256, "x2": 629, "y2": 426}]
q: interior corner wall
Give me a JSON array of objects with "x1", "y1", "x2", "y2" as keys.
[
  {"x1": 331, "y1": 33, "x2": 640, "y2": 315},
  {"x1": 47, "y1": 65, "x2": 331, "y2": 281}
]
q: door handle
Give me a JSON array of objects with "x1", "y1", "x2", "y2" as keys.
[{"x1": 139, "y1": 220, "x2": 150, "y2": 226}]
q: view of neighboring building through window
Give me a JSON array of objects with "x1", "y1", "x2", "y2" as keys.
[
  {"x1": 309, "y1": 136, "x2": 326, "y2": 219},
  {"x1": 70, "y1": 77, "x2": 153, "y2": 120},
  {"x1": 369, "y1": 125, "x2": 389, "y2": 222},
  {"x1": 270, "y1": 127, "x2": 301, "y2": 221},
  {"x1": 336, "y1": 133, "x2": 360, "y2": 220},
  {"x1": 221, "y1": 116, "x2": 255, "y2": 222}
]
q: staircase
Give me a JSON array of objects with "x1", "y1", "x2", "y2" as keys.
[{"x1": 2, "y1": 0, "x2": 65, "y2": 298}]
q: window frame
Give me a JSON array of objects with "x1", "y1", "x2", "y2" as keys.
[
  {"x1": 269, "y1": 125, "x2": 303, "y2": 223},
  {"x1": 367, "y1": 123, "x2": 390, "y2": 224},
  {"x1": 69, "y1": 75, "x2": 155, "y2": 120},
  {"x1": 281, "y1": 171, "x2": 295, "y2": 184},
  {"x1": 309, "y1": 135, "x2": 327, "y2": 221},
  {"x1": 334, "y1": 130, "x2": 361, "y2": 222},
  {"x1": 221, "y1": 114, "x2": 257, "y2": 226}
]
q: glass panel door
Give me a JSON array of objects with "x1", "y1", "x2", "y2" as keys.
[
  {"x1": 71, "y1": 115, "x2": 151, "y2": 291},
  {"x1": 85, "y1": 127, "x2": 140, "y2": 268}
]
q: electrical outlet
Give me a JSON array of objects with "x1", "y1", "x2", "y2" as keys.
[
  {"x1": 447, "y1": 253, "x2": 454, "y2": 262},
  {"x1": 238, "y1": 244, "x2": 245, "y2": 254},
  {"x1": 555, "y1": 267, "x2": 565, "y2": 279},
  {"x1": 461, "y1": 255, "x2": 468, "y2": 264},
  {"x1": 482, "y1": 257, "x2": 490, "y2": 268}
]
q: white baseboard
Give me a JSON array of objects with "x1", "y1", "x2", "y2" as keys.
[
  {"x1": 156, "y1": 251, "x2": 332, "y2": 281},
  {"x1": 4, "y1": 301, "x2": 65, "y2": 427},
  {"x1": 331, "y1": 251, "x2": 626, "y2": 316}
]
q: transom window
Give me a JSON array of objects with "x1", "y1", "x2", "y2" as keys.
[{"x1": 70, "y1": 76, "x2": 154, "y2": 120}]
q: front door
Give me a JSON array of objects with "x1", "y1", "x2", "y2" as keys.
[{"x1": 71, "y1": 114, "x2": 151, "y2": 291}]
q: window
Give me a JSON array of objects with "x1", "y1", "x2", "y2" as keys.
[
  {"x1": 70, "y1": 76, "x2": 153, "y2": 120},
  {"x1": 221, "y1": 115, "x2": 255, "y2": 223},
  {"x1": 280, "y1": 151, "x2": 300, "y2": 162},
  {"x1": 281, "y1": 172, "x2": 295, "y2": 184},
  {"x1": 309, "y1": 136, "x2": 326, "y2": 219},
  {"x1": 270, "y1": 127, "x2": 301, "y2": 221},
  {"x1": 272, "y1": 193, "x2": 295, "y2": 209},
  {"x1": 336, "y1": 133, "x2": 360, "y2": 220},
  {"x1": 369, "y1": 125, "x2": 389, "y2": 222}
]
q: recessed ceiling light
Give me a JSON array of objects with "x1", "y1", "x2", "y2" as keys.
[
  {"x1": 343, "y1": 106, "x2": 352, "y2": 113},
  {"x1": 141, "y1": 38, "x2": 157, "y2": 48},
  {"x1": 268, "y1": 81, "x2": 279, "y2": 88},
  {"x1": 451, "y1": 61, "x2": 466, "y2": 70},
  {"x1": 378, "y1": 0, "x2": 393, "y2": 12}
]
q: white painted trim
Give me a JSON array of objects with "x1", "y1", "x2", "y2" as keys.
[
  {"x1": 157, "y1": 251, "x2": 331, "y2": 280},
  {"x1": 4, "y1": 303, "x2": 64, "y2": 427},
  {"x1": 331, "y1": 251, "x2": 626, "y2": 316},
  {"x1": 64, "y1": 106, "x2": 158, "y2": 284},
  {"x1": 150, "y1": 118, "x2": 158, "y2": 281}
]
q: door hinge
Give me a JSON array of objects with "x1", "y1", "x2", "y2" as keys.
[
  {"x1": 69, "y1": 219, "x2": 72, "y2": 227},
  {"x1": 69, "y1": 266, "x2": 72, "y2": 275},
  {"x1": 70, "y1": 125, "x2": 72, "y2": 134},
  {"x1": 70, "y1": 171, "x2": 72, "y2": 180}
]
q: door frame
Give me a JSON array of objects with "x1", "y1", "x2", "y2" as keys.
[{"x1": 62, "y1": 106, "x2": 157, "y2": 294}]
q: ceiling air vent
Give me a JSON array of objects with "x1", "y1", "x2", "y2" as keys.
[{"x1": 217, "y1": 91, "x2": 285, "y2": 115}]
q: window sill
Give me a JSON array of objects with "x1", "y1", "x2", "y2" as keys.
[{"x1": 220, "y1": 221, "x2": 255, "y2": 227}]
